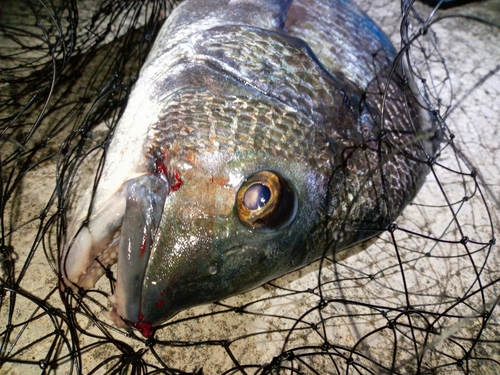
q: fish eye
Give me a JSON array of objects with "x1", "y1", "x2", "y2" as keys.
[
  {"x1": 243, "y1": 183, "x2": 271, "y2": 210},
  {"x1": 236, "y1": 170, "x2": 297, "y2": 230}
]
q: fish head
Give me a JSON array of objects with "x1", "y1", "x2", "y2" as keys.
[
  {"x1": 60, "y1": 84, "x2": 336, "y2": 335},
  {"x1": 113, "y1": 148, "x2": 329, "y2": 327},
  {"x1": 59, "y1": 0, "x2": 434, "y2": 336}
]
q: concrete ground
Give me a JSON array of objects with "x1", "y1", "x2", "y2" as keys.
[{"x1": 0, "y1": 0, "x2": 499, "y2": 374}]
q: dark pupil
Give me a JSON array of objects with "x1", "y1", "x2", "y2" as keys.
[{"x1": 243, "y1": 184, "x2": 271, "y2": 210}]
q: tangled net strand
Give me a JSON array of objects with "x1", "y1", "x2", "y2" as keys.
[{"x1": 0, "y1": 0, "x2": 499, "y2": 374}]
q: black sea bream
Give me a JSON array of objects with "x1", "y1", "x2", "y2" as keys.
[{"x1": 60, "y1": 0, "x2": 438, "y2": 335}]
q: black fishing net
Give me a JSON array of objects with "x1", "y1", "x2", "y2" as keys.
[{"x1": 1, "y1": 0, "x2": 499, "y2": 373}]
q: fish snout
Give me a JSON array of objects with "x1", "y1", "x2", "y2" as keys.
[{"x1": 60, "y1": 173, "x2": 170, "y2": 326}]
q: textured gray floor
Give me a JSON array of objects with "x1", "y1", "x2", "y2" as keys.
[{"x1": 1, "y1": 0, "x2": 499, "y2": 374}]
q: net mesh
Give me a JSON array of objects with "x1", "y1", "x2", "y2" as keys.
[{"x1": 1, "y1": 0, "x2": 499, "y2": 374}]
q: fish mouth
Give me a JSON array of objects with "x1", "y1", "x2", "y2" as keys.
[
  {"x1": 72, "y1": 229, "x2": 122, "y2": 290},
  {"x1": 60, "y1": 187, "x2": 128, "y2": 292},
  {"x1": 60, "y1": 173, "x2": 171, "y2": 326}
]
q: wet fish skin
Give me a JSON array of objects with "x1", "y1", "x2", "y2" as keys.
[{"x1": 61, "y1": 0, "x2": 436, "y2": 331}]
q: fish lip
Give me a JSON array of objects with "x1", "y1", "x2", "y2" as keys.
[
  {"x1": 108, "y1": 174, "x2": 170, "y2": 325},
  {"x1": 60, "y1": 235, "x2": 120, "y2": 295},
  {"x1": 112, "y1": 237, "x2": 158, "y2": 326}
]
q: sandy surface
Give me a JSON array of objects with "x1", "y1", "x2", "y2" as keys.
[{"x1": 1, "y1": 0, "x2": 499, "y2": 374}]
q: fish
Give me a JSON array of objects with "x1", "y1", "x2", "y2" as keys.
[{"x1": 60, "y1": 0, "x2": 438, "y2": 336}]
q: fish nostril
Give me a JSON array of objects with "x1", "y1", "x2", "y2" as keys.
[
  {"x1": 208, "y1": 265, "x2": 218, "y2": 275},
  {"x1": 222, "y1": 244, "x2": 255, "y2": 257}
]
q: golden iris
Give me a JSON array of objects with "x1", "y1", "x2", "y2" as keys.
[{"x1": 236, "y1": 170, "x2": 297, "y2": 230}]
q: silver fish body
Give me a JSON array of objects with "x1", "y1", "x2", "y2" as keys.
[{"x1": 60, "y1": 0, "x2": 437, "y2": 334}]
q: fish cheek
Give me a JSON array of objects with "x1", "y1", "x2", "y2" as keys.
[
  {"x1": 139, "y1": 219, "x2": 218, "y2": 324},
  {"x1": 215, "y1": 223, "x2": 312, "y2": 301},
  {"x1": 138, "y1": 213, "x2": 310, "y2": 325}
]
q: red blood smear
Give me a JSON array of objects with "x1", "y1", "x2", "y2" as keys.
[
  {"x1": 132, "y1": 312, "x2": 154, "y2": 337},
  {"x1": 155, "y1": 156, "x2": 168, "y2": 177},
  {"x1": 132, "y1": 321, "x2": 154, "y2": 338},
  {"x1": 170, "y1": 169, "x2": 182, "y2": 191},
  {"x1": 156, "y1": 299, "x2": 164, "y2": 308}
]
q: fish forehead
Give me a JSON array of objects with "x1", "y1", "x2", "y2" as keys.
[
  {"x1": 148, "y1": 24, "x2": 348, "y2": 121},
  {"x1": 88, "y1": 0, "x2": 393, "y2": 216}
]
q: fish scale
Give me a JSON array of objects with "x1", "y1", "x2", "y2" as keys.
[
  {"x1": 158, "y1": 26, "x2": 347, "y2": 125},
  {"x1": 61, "y1": 0, "x2": 438, "y2": 334},
  {"x1": 150, "y1": 91, "x2": 329, "y2": 165}
]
